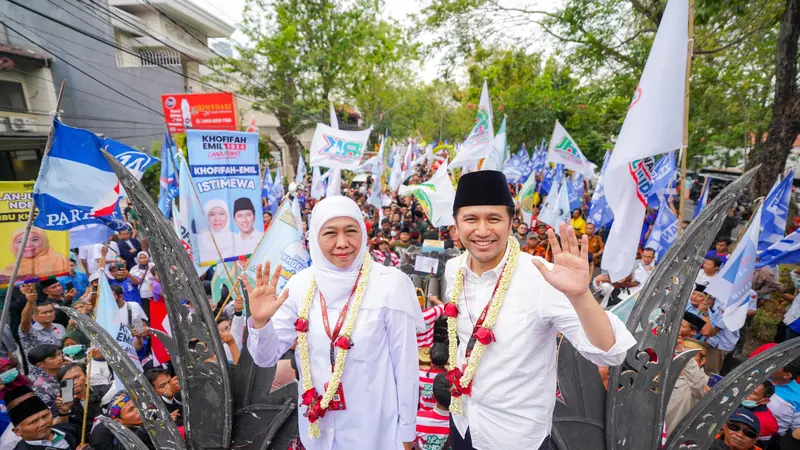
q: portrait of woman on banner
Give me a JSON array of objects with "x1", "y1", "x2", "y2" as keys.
[
  {"x1": 0, "y1": 226, "x2": 70, "y2": 283},
  {"x1": 198, "y1": 199, "x2": 235, "y2": 263}
]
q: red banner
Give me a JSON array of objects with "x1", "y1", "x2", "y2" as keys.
[{"x1": 161, "y1": 92, "x2": 238, "y2": 134}]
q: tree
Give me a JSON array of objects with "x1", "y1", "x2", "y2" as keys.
[{"x1": 209, "y1": 0, "x2": 414, "y2": 179}]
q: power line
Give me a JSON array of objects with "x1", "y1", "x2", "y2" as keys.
[{"x1": 0, "y1": 108, "x2": 164, "y2": 126}]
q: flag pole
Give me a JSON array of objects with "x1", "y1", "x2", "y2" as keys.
[
  {"x1": 677, "y1": 0, "x2": 695, "y2": 236},
  {"x1": 0, "y1": 80, "x2": 66, "y2": 338}
]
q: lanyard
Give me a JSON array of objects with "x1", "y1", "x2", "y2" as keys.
[
  {"x1": 462, "y1": 264, "x2": 505, "y2": 358},
  {"x1": 319, "y1": 273, "x2": 361, "y2": 367}
]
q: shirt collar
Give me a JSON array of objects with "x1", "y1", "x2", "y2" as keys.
[
  {"x1": 459, "y1": 240, "x2": 511, "y2": 279},
  {"x1": 25, "y1": 428, "x2": 68, "y2": 447}
]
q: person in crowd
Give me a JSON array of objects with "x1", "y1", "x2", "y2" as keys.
[
  {"x1": 7, "y1": 387, "x2": 87, "y2": 450},
  {"x1": 57, "y1": 260, "x2": 88, "y2": 300},
  {"x1": 129, "y1": 253, "x2": 155, "y2": 316},
  {"x1": 522, "y1": 232, "x2": 540, "y2": 256},
  {"x1": 54, "y1": 364, "x2": 102, "y2": 443},
  {"x1": 686, "y1": 285, "x2": 708, "y2": 317},
  {"x1": 145, "y1": 368, "x2": 182, "y2": 426},
  {"x1": 696, "y1": 257, "x2": 722, "y2": 287},
  {"x1": 707, "y1": 238, "x2": 732, "y2": 265},
  {"x1": 392, "y1": 226, "x2": 417, "y2": 251},
  {"x1": 716, "y1": 207, "x2": 740, "y2": 243},
  {"x1": 536, "y1": 222, "x2": 549, "y2": 241},
  {"x1": 417, "y1": 295, "x2": 444, "y2": 349},
  {"x1": 415, "y1": 372, "x2": 451, "y2": 450},
  {"x1": 0, "y1": 227, "x2": 70, "y2": 282},
  {"x1": 245, "y1": 196, "x2": 423, "y2": 449},
  {"x1": 739, "y1": 381, "x2": 778, "y2": 442},
  {"x1": 232, "y1": 197, "x2": 264, "y2": 255},
  {"x1": 38, "y1": 279, "x2": 75, "y2": 329},
  {"x1": 263, "y1": 212, "x2": 272, "y2": 231},
  {"x1": 767, "y1": 362, "x2": 800, "y2": 439},
  {"x1": 700, "y1": 293, "x2": 755, "y2": 375},
  {"x1": 76, "y1": 273, "x2": 99, "y2": 307},
  {"x1": 217, "y1": 314, "x2": 242, "y2": 366},
  {"x1": 87, "y1": 348, "x2": 113, "y2": 394},
  {"x1": 371, "y1": 239, "x2": 400, "y2": 267},
  {"x1": 27, "y1": 345, "x2": 63, "y2": 413},
  {"x1": 117, "y1": 226, "x2": 142, "y2": 270},
  {"x1": 0, "y1": 358, "x2": 30, "y2": 401},
  {"x1": 665, "y1": 335, "x2": 708, "y2": 433},
  {"x1": 61, "y1": 330, "x2": 89, "y2": 365},
  {"x1": 90, "y1": 239, "x2": 122, "y2": 275},
  {"x1": 444, "y1": 171, "x2": 635, "y2": 449},
  {"x1": 108, "y1": 285, "x2": 147, "y2": 336},
  {"x1": 514, "y1": 223, "x2": 529, "y2": 247},
  {"x1": 631, "y1": 247, "x2": 656, "y2": 287},
  {"x1": 709, "y1": 409, "x2": 763, "y2": 450},
  {"x1": 103, "y1": 250, "x2": 141, "y2": 306},
  {"x1": 90, "y1": 391, "x2": 153, "y2": 450},
  {"x1": 571, "y1": 209, "x2": 586, "y2": 236},
  {"x1": 419, "y1": 343, "x2": 447, "y2": 411},
  {"x1": 752, "y1": 265, "x2": 782, "y2": 304},
  {"x1": 585, "y1": 223, "x2": 604, "y2": 268},
  {"x1": 18, "y1": 285, "x2": 65, "y2": 359}
]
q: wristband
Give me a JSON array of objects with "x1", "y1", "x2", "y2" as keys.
[{"x1": 234, "y1": 311, "x2": 243, "y2": 317}]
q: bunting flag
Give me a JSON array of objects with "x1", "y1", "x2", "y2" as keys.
[
  {"x1": 602, "y1": 0, "x2": 689, "y2": 282},
  {"x1": 310, "y1": 166, "x2": 328, "y2": 200},
  {"x1": 707, "y1": 205, "x2": 763, "y2": 330},
  {"x1": 325, "y1": 168, "x2": 342, "y2": 197},
  {"x1": 546, "y1": 121, "x2": 595, "y2": 177},
  {"x1": 517, "y1": 171, "x2": 538, "y2": 226},
  {"x1": 647, "y1": 151, "x2": 677, "y2": 207},
  {"x1": 295, "y1": 154, "x2": 307, "y2": 187},
  {"x1": 645, "y1": 199, "x2": 679, "y2": 262},
  {"x1": 539, "y1": 179, "x2": 572, "y2": 234},
  {"x1": 588, "y1": 151, "x2": 614, "y2": 229},
  {"x1": 693, "y1": 176, "x2": 710, "y2": 219},
  {"x1": 246, "y1": 116, "x2": 258, "y2": 133},
  {"x1": 482, "y1": 116, "x2": 507, "y2": 171},
  {"x1": 756, "y1": 227, "x2": 800, "y2": 268},
  {"x1": 398, "y1": 160, "x2": 456, "y2": 227},
  {"x1": 759, "y1": 169, "x2": 794, "y2": 252},
  {"x1": 450, "y1": 80, "x2": 494, "y2": 168},
  {"x1": 158, "y1": 131, "x2": 179, "y2": 220}
]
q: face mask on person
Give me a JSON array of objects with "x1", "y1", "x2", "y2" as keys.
[
  {"x1": 0, "y1": 368, "x2": 19, "y2": 384},
  {"x1": 391, "y1": 231, "x2": 398, "y2": 237},
  {"x1": 63, "y1": 345, "x2": 85, "y2": 357},
  {"x1": 741, "y1": 400, "x2": 758, "y2": 409}
]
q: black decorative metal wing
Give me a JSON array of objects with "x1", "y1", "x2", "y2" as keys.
[{"x1": 96, "y1": 416, "x2": 150, "y2": 450}]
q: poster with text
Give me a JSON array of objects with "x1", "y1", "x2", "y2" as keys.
[
  {"x1": 0, "y1": 181, "x2": 71, "y2": 288},
  {"x1": 187, "y1": 130, "x2": 263, "y2": 265},
  {"x1": 162, "y1": 92, "x2": 238, "y2": 134}
]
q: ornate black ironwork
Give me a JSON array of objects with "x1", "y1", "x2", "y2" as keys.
[
  {"x1": 101, "y1": 149, "x2": 233, "y2": 449},
  {"x1": 605, "y1": 167, "x2": 759, "y2": 450},
  {"x1": 57, "y1": 307, "x2": 185, "y2": 450},
  {"x1": 96, "y1": 416, "x2": 150, "y2": 450}
]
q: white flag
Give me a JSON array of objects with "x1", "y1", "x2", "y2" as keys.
[
  {"x1": 399, "y1": 160, "x2": 456, "y2": 227},
  {"x1": 538, "y1": 180, "x2": 572, "y2": 234},
  {"x1": 388, "y1": 147, "x2": 404, "y2": 191},
  {"x1": 326, "y1": 168, "x2": 342, "y2": 197},
  {"x1": 602, "y1": 0, "x2": 689, "y2": 281},
  {"x1": 295, "y1": 154, "x2": 307, "y2": 186},
  {"x1": 329, "y1": 101, "x2": 339, "y2": 129},
  {"x1": 310, "y1": 165, "x2": 327, "y2": 200},
  {"x1": 516, "y1": 172, "x2": 537, "y2": 226},
  {"x1": 546, "y1": 120, "x2": 596, "y2": 177},
  {"x1": 451, "y1": 80, "x2": 494, "y2": 168},
  {"x1": 309, "y1": 123, "x2": 372, "y2": 170},
  {"x1": 401, "y1": 143, "x2": 415, "y2": 183},
  {"x1": 482, "y1": 116, "x2": 507, "y2": 171}
]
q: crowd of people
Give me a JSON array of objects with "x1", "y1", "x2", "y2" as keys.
[{"x1": 0, "y1": 156, "x2": 797, "y2": 450}]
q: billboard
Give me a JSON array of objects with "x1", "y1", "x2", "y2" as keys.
[{"x1": 161, "y1": 92, "x2": 238, "y2": 134}]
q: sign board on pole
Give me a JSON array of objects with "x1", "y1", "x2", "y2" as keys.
[{"x1": 161, "y1": 92, "x2": 238, "y2": 134}]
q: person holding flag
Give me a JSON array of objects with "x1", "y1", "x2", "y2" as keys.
[{"x1": 244, "y1": 196, "x2": 424, "y2": 450}]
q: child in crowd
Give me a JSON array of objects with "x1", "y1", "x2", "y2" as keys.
[
  {"x1": 419, "y1": 343, "x2": 447, "y2": 411},
  {"x1": 415, "y1": 372, "x2": 451, "y2": 450}
]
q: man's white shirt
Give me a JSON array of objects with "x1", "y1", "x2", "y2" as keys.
[
  {"x1": 446, "y1": 246, "x2": 636, "y2": 450},
  {"x1": 233, "y1": 229, "x2": 264, "y2": 255}
]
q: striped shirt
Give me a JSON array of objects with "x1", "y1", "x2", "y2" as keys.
[
  {"x1": 416, "y1": 304, "x2": 444, "y2": 348},
  {"x1": 415, "y1": 407, "x2": 450, "y2": 450},
  {"x1": 419, "y1": 367, "x2": 445, "y2": 410}
]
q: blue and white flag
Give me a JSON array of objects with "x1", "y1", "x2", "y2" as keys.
[
  {"x1": 245, "y1": 198, "x2": 310, "y2": 291},
  {"x1": 295, "y1": 154, "x2": 307, "y2": 187},
  {"x1": 310, "y1": 166, "x2": 328, "y2": 200},
  {"x1": 756, "y1": 228, "x2": 800, "y2": 268},
  {"x1": 178, "y1": 154, "x2": 206, "y2": 275},
  {"x1": 706, "y1": 205, "x2": 763, "y2": 330},
  {"x1": 647, "y1": 151, "x2": 676, "y2": 207},
  {"x1": 759, "y1": 169, "x2": 794, "y2": 252},
  {"x1": 572, "y1": 173, "x2": 585, "y2": 202},
  {"x1": 34, "y1": 120, "x2": 158, "y2": 231},
  {"x1": 158, "y1": 132, "x2": 179, "y2": 220},
  {"x1": 502, "y1": 148, "x2": 526, "y2": 184},
  {"x1": 95, "y1": 273, "x2": 143, "y2": 373},
  {"x1": 539, "y1": 179, "x2": 572, "y2": 235},
  {"x1": 268, "y1": 164, "x2": 283, "y2": 216},
  {"x1": 567, "y1": 175, "x2": 582, "y2": 212},
  {"x1": 69, "y1": 224, "x2": 113, "y2": 249},
  {"x1": 588, "y1": 151, "x2": 614, "y2": 229},
  {"x1": 693, "y1": 176, "x2": 710, "y2": 219},
  {"x1": 645, "y1": 199, "x2": 679, "y2": 262}
]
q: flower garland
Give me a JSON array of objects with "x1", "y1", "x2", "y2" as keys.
[
  {"x1": 444, "y1": 237, "x2": 520, "y2": 414},
  {"x1": 295, "y1": 255, "x2": 372, "y2": 438}
]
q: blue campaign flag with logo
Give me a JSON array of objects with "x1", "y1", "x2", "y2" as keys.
[
  {"x1": 34, "y1": 120, "x2": 157, "y2": 231},
  {"x1": 157, "y1": 132, "x2": 179, "y2": 220},
  {"x1": 759, "y1": 169, "x2": 794, "y2": 252},
  {"x1": 502, "y1": 147, "x2": 526, "y2": 184},
  {"x1": 647, "y1": 151, "x2": 676, "y2": 207},
  {"x1": 757, "y1": 227, "x2": 800, "y2": 268},
  {"x1": 693, "y1": 176, "x2": 711, "y2": 219},
  {"x1": 645, "y1": 198, "x2": 679, "y2": 261},
  {"x1": 567, "y1": 175, "x2": 582, "y2": 211},
  {"x1": 588, "y1": 151, "x2": 614, "y2": 229},
  {"x1": 261, "y1": 160, "x2": 273, "y2": 212},
  {"x1": 268, "y1": 164, "x2": 283, "y2": 216}
]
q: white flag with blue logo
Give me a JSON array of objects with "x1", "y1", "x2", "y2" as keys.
[
  {"x1": 309, "y1": 123, "x2": 371, "y2": 170},
  {"x1": 647, "y1": 151, "x2": 676, "y2": 207},
  {"x1": 546, "y1": 120, "x2": 595, "y2": 177},
  {"x1": 645, "y1": 199, "x2": 679, "y2": 262},
  {"x1": 178, "y1": 154, "x2": 206, "y2": 275},
  {"x1": 588, "y1": 151, "x2": 614, "y2": 229},
  {"x1": 693, "y1": 176, "x2": 710, "y2": 219},
  {"x1": 706, "y1": 205, "x2": 763, "y2": 330},
  {"x1": 759, "y1": 169, "x2": 794, "y2": 252},
  {"x1": 451, "y1": 80, "x2": 494, "y2": 169},
  {"x1": 539, "y1": 180, "x2": 572, "y2": 234},
  {"x1": 295, "y1": 153, "x2": 307, "y2": 187},
  {"x1": 310, "y1": 166, "x2": 328, "y2": 200},
  {"x1": 95, "y1": 273, "x2": 142, "y2": 372},
  {"x1": 756, "y1": 228, "x2": 800, "y2": 268}
]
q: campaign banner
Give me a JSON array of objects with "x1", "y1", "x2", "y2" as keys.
[
  {"x1": 162, "y1": 92, "x2": 238, "y2": 134},
  {"x1": 0, "y1": 181, "x2": 70, "y2": 288},
  {"x1": 187, "y1": 130, "x2": 263, "y2": 265},
  {"x1": 309, "y1": 123, "x2": 372, "y2": 170}
]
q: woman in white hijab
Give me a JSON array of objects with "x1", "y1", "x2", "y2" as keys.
[
  {"x1": 244, "y1": 196, "x2": 423, "y2": 450},
  {"x1": 198, "y1": 199, "x2": 235, "y2": 263}
]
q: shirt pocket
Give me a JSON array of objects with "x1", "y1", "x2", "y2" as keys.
[{"x1": 346, "y1": 309, "x2": 385, "y2": 363}]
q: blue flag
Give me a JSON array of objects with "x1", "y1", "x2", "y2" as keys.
[
  {"x1": 647, "y1": 151, "x2": 676, "y2": 207},
  {"x1": 693, "y1": 176, "x2": 710, "y2": 219},
  {"x1": 261, "y1": 161, "x2": 273, "y2": 212},
  {"x1": 567, "y1": 175, "x2": 582, "y2": 211},
  {"x1": 268, "y1": 164, "x2": 283, "y2": 216},
  {"x1": 34, "y1": 120, "x2": 158, "y2": 231},
  {"x1": 759, "y1": 169, "x2": 794, "y2": 252},
  {"x1": 588, "y1": 151, "x2": 614, "y2": 229},
  {"x1": 157, "y1": 132, "x2": 179, "y2": 220},
  {"x1": 757, "y1": 227, "x2": 800, "y2": 268},
  {"x1": 645, "y1": 198, "x2": 679, "y2": 262}
]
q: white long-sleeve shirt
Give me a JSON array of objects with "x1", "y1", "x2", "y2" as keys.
[
  {"x1": 247, "y1": 263, "x2": 423, "y2": 450},
  {"x1": 447, "y1": 247, "x2": 637, "y2": 450}
]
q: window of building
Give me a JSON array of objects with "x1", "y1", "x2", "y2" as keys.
[{"x1": 0, "y1": 81, "x2": 28, "y2": 112}]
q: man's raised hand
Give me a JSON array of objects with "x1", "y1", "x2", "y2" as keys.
[
  {"x1": 242, "y1": 263, "x2": 289, "y2": 329},
  {"x1": 531, "y1": 223, "x2": 592, "y2": 300}
]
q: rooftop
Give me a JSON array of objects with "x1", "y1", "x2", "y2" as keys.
[{"x1": 109, "y1": 0, "x2": 235, "y2": 38}]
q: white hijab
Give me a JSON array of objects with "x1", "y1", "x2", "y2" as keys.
[{"x1": 308, "y1": 197, "x2": 369, "y2": 306}]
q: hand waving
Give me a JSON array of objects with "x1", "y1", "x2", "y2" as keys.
[
  {"x1": 242, "y1": 263, "x2": 289, "y2": 329},
  {"x1": 532, "y1": 223, "x2": 592, "y2": 300}
]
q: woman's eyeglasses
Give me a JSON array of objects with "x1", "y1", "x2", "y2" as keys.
[{"x1": 726, "y1": 422, "x2": 759, "y2": 439}]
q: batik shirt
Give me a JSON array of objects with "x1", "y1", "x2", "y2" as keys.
[
  {"x1": 32, "y1": 373, "x2": 60, "y2": 413},
  {"x1": 19, "y1": 322, "x2": 66, "y2": 355}
]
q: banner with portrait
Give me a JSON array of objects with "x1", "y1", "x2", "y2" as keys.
[
  {"x1": 186, "y1": 130, "x2": 264, "y2": 265},
  {"x1": 0, "y1": 181, "x2": 71, "y2": 289}
]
